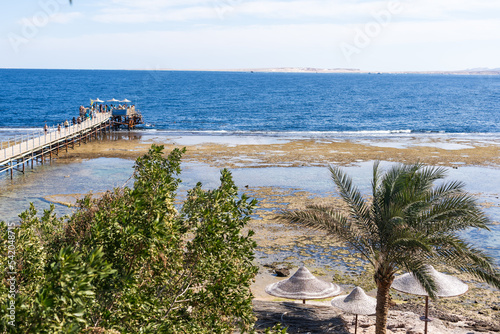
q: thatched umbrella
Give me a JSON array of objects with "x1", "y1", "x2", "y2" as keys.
[
  {"x1": 391, "y1": 265, "x2": 468, "y2": 334},
  {"x1": 265, "y1": 266, "x2": 342, "y2": 304},
  {"x1": 331, "y1": 287, "x2": 376, "y2": 334}
]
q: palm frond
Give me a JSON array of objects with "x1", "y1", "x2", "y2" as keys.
[
  {"x1": 422, "y1": 235, "x2": 500, "y2": 289},
  {"x1": 276, "y1": 206, "x2": 350, "y2": 240},
  {"x1": 430, "y1": 235, "x2": 496, "y2": 270},
  {"x1": 276, "y1": 206, "x2": 375, "y2": 266},
  {"x1": 419, "y1": 194, "x2": 490, "y2": 231},
  {"x1": 390, "y1": 236, "x2": 433, "y2": 255},
  {"x1": 384, "y1": 228, "x2": 435, "y2": 268},
  {"x1": 397, "y1": 178, "x2": 462, "y2": 222},
  {"x1": 427, "y1": 180, "x2": 466, "y2": 201},
  {"x1": 371, "y1": 160, "x2": 382, "y2": 195},
  {"x1": 393, "y1": 164, "x2": 447, "y2": 205},
  {"x1": 370, "y1": 161, "x2": 384, "y2": 231},
  {"x1": 460, "y1": 265, "x2": 500, "y2": 289},
  {"x1": 390, "y1": 165, "x2": 445, "y2": 210},
  {"x1": 418, "y1": 165, "x2": 448, "y2": 183},
  {"x1": 329, "y1": 165, "x2": 378, "y2": 236},
  {"x1": 376, "y1": 163, "x2": 422, "y2": 225}
]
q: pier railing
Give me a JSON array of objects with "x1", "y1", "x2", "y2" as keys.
[{"x1": 0, "y1": 112, "x2": 111, "y2": 163}]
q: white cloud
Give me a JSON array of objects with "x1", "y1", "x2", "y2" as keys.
[
  {"x1": 4, "y1": 18, "x2": 499, "y2": 71},
  {"x1": 15, "y1": 11, "x2": 82, "y2": 26},
  {"x1": 92, "y1": 6, "x2": 219, "y2": 23},
  {"x1": 234, "y1": 0, "x2": 500, "y2": 22},
  {"x1": 337, "y1": 18, "x2": 500, "y2": 47},
  {"x1": 50, "y1": 12, "x2": 82, "y2": 24},
  {"x1": 90, "y1": 0, "x2": 390, "y2": 24},
  {"x1": 89, "y1": 0, "x2": 500, "y2": 24},
  {"x1": 2, "y1": 0, "x2": 499, "y2": 70},
  {"x1": 396, "y1": 0, "x2": 500, "y2": 20},
  {"x1": 109, "y1": 0, "x2": 211, "y2": 9},
  {"x1": 92, "y1": 0, "x2": 219, "y2": 23}
]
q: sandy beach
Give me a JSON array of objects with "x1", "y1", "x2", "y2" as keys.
[{"x1": 5, "y1": 132, "x2": 499, "y2": 333}]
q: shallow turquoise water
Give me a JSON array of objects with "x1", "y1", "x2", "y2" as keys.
[{"x1": 0, "y1": 157, "x2": 498, "y2": 265}]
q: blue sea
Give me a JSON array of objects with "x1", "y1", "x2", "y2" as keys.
[
  {"x1": 0, "y1": 69, "x2": 499, "y2": 265},
  {"x1": 0, "y1": 69, "x2": 499, "y2": 135}
]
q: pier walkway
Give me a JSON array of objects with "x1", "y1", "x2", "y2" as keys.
[{"x1": 0, "y1": 112, "x2": 112, "y2": 178}]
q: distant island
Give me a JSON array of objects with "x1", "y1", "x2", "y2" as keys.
[
  {"x1": 2, "y1": 67, "x2": 499, "y2": 75},
  {"x1": 160, "y1": 67, "x2": 500, "y2": 75}
]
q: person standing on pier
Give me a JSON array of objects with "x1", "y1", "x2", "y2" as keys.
[{"x1": 44, "y1": 123, "x2": 48, "y2": 134}]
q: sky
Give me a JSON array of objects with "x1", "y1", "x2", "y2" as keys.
[{"x1": 0, "y1": 0, "x2": 499, "y2": 71}]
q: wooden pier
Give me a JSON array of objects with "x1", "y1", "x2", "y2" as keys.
[{"x1": 0, "y1": 112, "x2": 112, "y2": 179}]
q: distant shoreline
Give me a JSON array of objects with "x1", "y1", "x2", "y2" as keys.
[
  {"x1": 1, "y1": 67, "x2": 500, "y2": 75},
  {"x1": 160, "y1": 67, "x2": 500, "y2": 75}
]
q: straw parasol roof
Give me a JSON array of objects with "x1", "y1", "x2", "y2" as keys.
[
  {"x1": 392, "y1": 265, "x2": 468, "y2": 297},
  {"x1": 94, "y1": 98, "x2": 104, "y2": 103},
  {"x1": 332, "y1": 287, "x2": 376, "y2": 334},
  {"x1": 392, "y1": 265, "x2": 468, "y2": 334},
  {"x1": 265, "y1": 266, "x2": 341, "y2": 300},
  {"x1": 120, "y1": 99, "x2": 131, "y2": 103},
  {"x1": 107, "y1": 98, "x2": 119, "y2": 102},
  {"x1": 331, "y1": 286, "x2": 376, "y2": 315}
]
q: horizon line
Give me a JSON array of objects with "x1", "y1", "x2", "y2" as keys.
[{"x1": 1, "y1": 67, "x2": 500, "y2": 75}]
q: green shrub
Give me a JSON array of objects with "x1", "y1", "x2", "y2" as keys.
[{"x1": 1, "y1": 145, "x2": 258, "y2": 333}]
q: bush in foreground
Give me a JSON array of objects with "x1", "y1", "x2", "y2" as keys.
[{"x1": 1, "y1": 145, "x2": 258, "y2": 333}]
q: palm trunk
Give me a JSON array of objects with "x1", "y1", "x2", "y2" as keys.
[{"x1": 375, "y1": 274, "x2": 394, "y2": 334}]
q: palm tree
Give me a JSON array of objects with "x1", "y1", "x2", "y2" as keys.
[{"x1": 276, "y1": 162, "x2": 500, "y2": 334}]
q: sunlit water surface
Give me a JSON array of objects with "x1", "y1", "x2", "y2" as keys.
[{"x1": 1, "y1": 157, "x2": 498, "y2": 265}]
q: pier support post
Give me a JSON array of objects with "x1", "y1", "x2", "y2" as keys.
[{"x1": 1, "y1": 115, "x2": 115, "y2": 178}]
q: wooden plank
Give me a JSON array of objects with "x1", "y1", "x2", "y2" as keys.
[{"x1": 0, "y1": 112, "x2": 112, "y2": 177}]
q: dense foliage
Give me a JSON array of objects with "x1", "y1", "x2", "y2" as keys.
[
  {"x1": 1, "y1": 145, "x2": 259, "y2": 333},
  {"x1": 278, "y1": 162, "x2": 500, "y2": 334}
]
